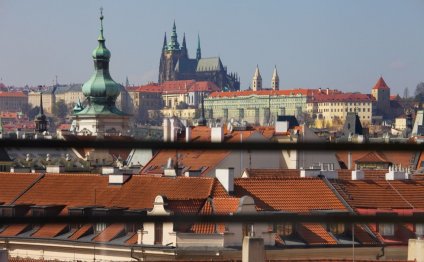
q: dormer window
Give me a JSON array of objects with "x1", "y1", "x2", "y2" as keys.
[
  {"x1": 275, "y1": 223, "x2": 293, "y2": 237},
  {"x1": 378, "y1": 223, "x2": 395, "y2": 236},
  {"x1": 328, "y1": 223, "x2": 345, "y2": 235},
  {"x1": 415, "y1": 224, "x2": 424, "y2": 237}
]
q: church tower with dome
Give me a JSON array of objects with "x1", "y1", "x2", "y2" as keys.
[{"x1": 72, "y1": 9, "x2": 131, "y2": 137}]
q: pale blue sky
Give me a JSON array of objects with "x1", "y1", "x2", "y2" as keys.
[{"x1": 0, "y1": 0, "x2": 423, "y2": 95}]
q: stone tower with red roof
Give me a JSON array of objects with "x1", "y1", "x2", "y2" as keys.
[{"x1": 371, "y1": 76, "x2": 391, "y2": 119}]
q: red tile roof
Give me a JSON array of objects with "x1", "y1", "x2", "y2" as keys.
[
  {"x1": 12, "y1": 174, "x2": 226, "y2": 212},
  {"x1": 372, "y1": 77, "x2": 390, "y2": 90},
  {"x1": 141, "y1": 126, "x2": 265, "y2": 176},
  {"x1": 311, "y1": 93, "x2": 373, "y2": 103},
  {"x1": 0, "y1": 91, "x2": 27, "y2": 97},
  {"x1": 0, "y1": 224, "x2": 30, "y2": 237},
  {"x1": 330, "y1": 179, "x2": 424, "y2": 209},
  {"x1": 233, "y1": 177, "x2": 347, "y2": 212},
  {"x1": 208, "y1": 89, "x2": 313, "y2": 98},
  {"x1": 243, "y1": 169, "x2": 300, "y2": 178},
  {"x1": 31, "y1": 224, "x2": 68, "y2": 238},
  {"x1": 93, "y1": 223, "x2": 125, "y2": 242},
  {"x1": 134, "y1": 80, "x2": 220, "y2": 94},
  {"x1": 68, "y1": 224, "x2": 93, "y2": 240},
  {"x1": 125, "y1": 232, "x2": 138, "y2": 244},
  {"x1": 354, "y1": 151, "x2": 390, "y2": 163},
  {"x1": 296, "y1": 223, "x2": 337, "y2": 245},
  {"x1": 0, "y1": 172, "x2": 42, "y2": 204},
  {"x1": 336, "y1": 151, "x2": 414, "y2": 169}
]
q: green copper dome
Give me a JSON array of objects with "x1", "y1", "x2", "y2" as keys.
[{"x1": 82, "y1": 10, "x2": 121, "y2": 105}]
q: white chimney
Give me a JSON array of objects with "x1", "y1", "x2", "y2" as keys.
[
  {"x1": 185, "y1": 126, "x2": 192, "y2": 142},
  {"x1": 137, "y1": 229, "x2": 143, "y2": 245},
  {"x1": 385, "y1": 165, "x2": 409, "y2": 180},
  {"x1": 211, "y1": 126, "x2": 224, "y2": 143},
  {"x1": 275, "y1": 120, "x2": 289, "y2": 133},
  {"x1": 163, "y1": 118, "x2": 170, "y2": 142},
  {"x1": 326, "y1": 88, "x2": 329, "y2": 95},
  {"x1": 216, "y1": 168, "x2": 234, "y2": 193},
  {"x1": 348, "y1": 152, "x2": 352, "y2": 170},
  {"x1": 351, "y1": 169, "x2": 364, "y2": 180},
  {"x1": 169, "y1": 118, "x2": 178, "y2": 142},
  {"x1": 164, "y1": 157, "x2": 177, "y2": 177},
  {"x1": 108, "y1": 168, "x2": 133, "y2": 185}
]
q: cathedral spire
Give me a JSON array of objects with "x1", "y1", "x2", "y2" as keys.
[
  {"x1": 196, "y1": 34, "x2": 201, "y2": 60},
  {"x1": 162, "y1": 32, "x2": 167, "y2": 51},
  {"x1": 182, "y1": 33, "x2": 187, "y2": 48},
  {"x1": 252, "y1": 65, "x2": 262, "y2": 91},
  {"x1": 35, "y1": 92, "x2": 48, "y2": 133},
  {"x1": 271, "y1": 65, "x2": 279, "y2": 90},
  {"x1": 168, "y1": 20, "x2": 180, "y2": 51},
  {"x1": 39, "y1": 92, "x2": 44, "y2": 116}
]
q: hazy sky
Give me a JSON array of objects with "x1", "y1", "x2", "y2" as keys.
[{"x1": 0, "y1": 0, "x2": 423, "y2": 95}]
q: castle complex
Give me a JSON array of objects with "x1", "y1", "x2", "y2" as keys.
[{"x1": 158, "y1": 22, "x2": 240, "y2": 91}]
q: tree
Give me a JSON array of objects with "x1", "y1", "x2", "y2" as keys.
[
  {"x1": 415, "y1": 82, "x2": 424, "y2": 102},
  {"x1": 53, "y1": 99, "x2": 68, "y2": 119}
]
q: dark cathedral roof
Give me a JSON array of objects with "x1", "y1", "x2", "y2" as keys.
[
  {"x1": 175, "y1": 58, "x2": 197, "y2": 73},
  {"x1": 196, "y1": 57, "x2": 224, "y2": 72}
]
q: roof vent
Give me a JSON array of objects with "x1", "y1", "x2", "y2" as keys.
[{"x1": 385, "y1": 165, "x2": 409, "y2": 180}]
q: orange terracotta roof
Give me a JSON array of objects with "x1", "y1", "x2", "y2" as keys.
[
  {"x1": 353, "y1": 224, "x2": 379, "y2": 245},
  {"x1": 0, "y1": 112, "x2": 18, "y2": 118},
  {"x1": 372, "y1": 76, "x2": 390, "y2": 90},
  {"x1": 330, "y1": 179, "x2": 424, "y2": 209},
  {"x1": 355, "y1": 151, "x2": 390, "y2": 163},
  {"x1": 93, "y1": 223, "x2": 125, "y2": 242},
  {"x1": 0, "y1": 172, "x2": 42, "y2": 204},
  {"x1": 0, "y1": 224, "x2": 30, "y2": 237},
  {"x1": 134, "y1": 80, "x2": 220, "y2": 94},
  {"x1": 166, "y1": 199, "x2": 205, "y2": 214},
  {"x1": 244, "y1": 169, "x2": 300, "y2": 178},
  {"x1": 336, "y1": 151, "x2": 414, "y2": 169},
  {"x1": 311, "y1": 93, "x2": 373, "y2": 103},
  {"x1": 337, "y1": 169, "x2": 388, "y2": 180},
  {"x1": 125, "y1": 232, "x2": 138, "y2": 244},
  {"x1": 208, "y1": 89, "x2": 313, "y2": 98},
  {"x1": 31, "y1": 224, "x2": 68, "y2": 238},
  {"x1": 141, "y1": 127, "x2": 263, "y2": 176},
  {"x1": 213, "y1": 198, "x2": 240, "y2": 214},
  {"x1": 233, "y1": 177, "x2": 347, "y2": 212},
  {"x1": 68, "y1": 224, "x2": 93, "y2": 240},
  {"x1": 191, "y1": 200, "x2": 214, "y2": 234},
  {"x1": 12, "y1": 174, "x2": 224, "y2": 211},
  {"x1": 0, "y1": 91, "x2": 27, "y2": 97},
  {"x1": 296, "y1": 223, "x2": 337, "y2": 245}
]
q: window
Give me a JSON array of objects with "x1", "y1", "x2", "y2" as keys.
[
  {"x1": 95, "y1": 223, "x2": 107, "y2": 233},
  {"x1": 328, "y1": 223, "x2": 345, "y2": 235},
  {"x1": 125, "y1": 223, "x2": 143, "y2": 233},
  {"x1": 242, "y1": 223, "x2": 253, "y2": 237},
  {"x1": 416, "y1": 224, "x2": 424, "y2": 236},
  {"x1": 275, "y1": 223, "x2": 293, "y2": 236},
  {"x1": 379, "y1": 223, "x2": 395, "y2": 236},
  {"x1": 154, "y1": 222, "x2": 163, "y2": 244}
]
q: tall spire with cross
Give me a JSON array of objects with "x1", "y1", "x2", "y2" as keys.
[{"x1": 196, "y1": 34, "x2": 201, "y2": 60}]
